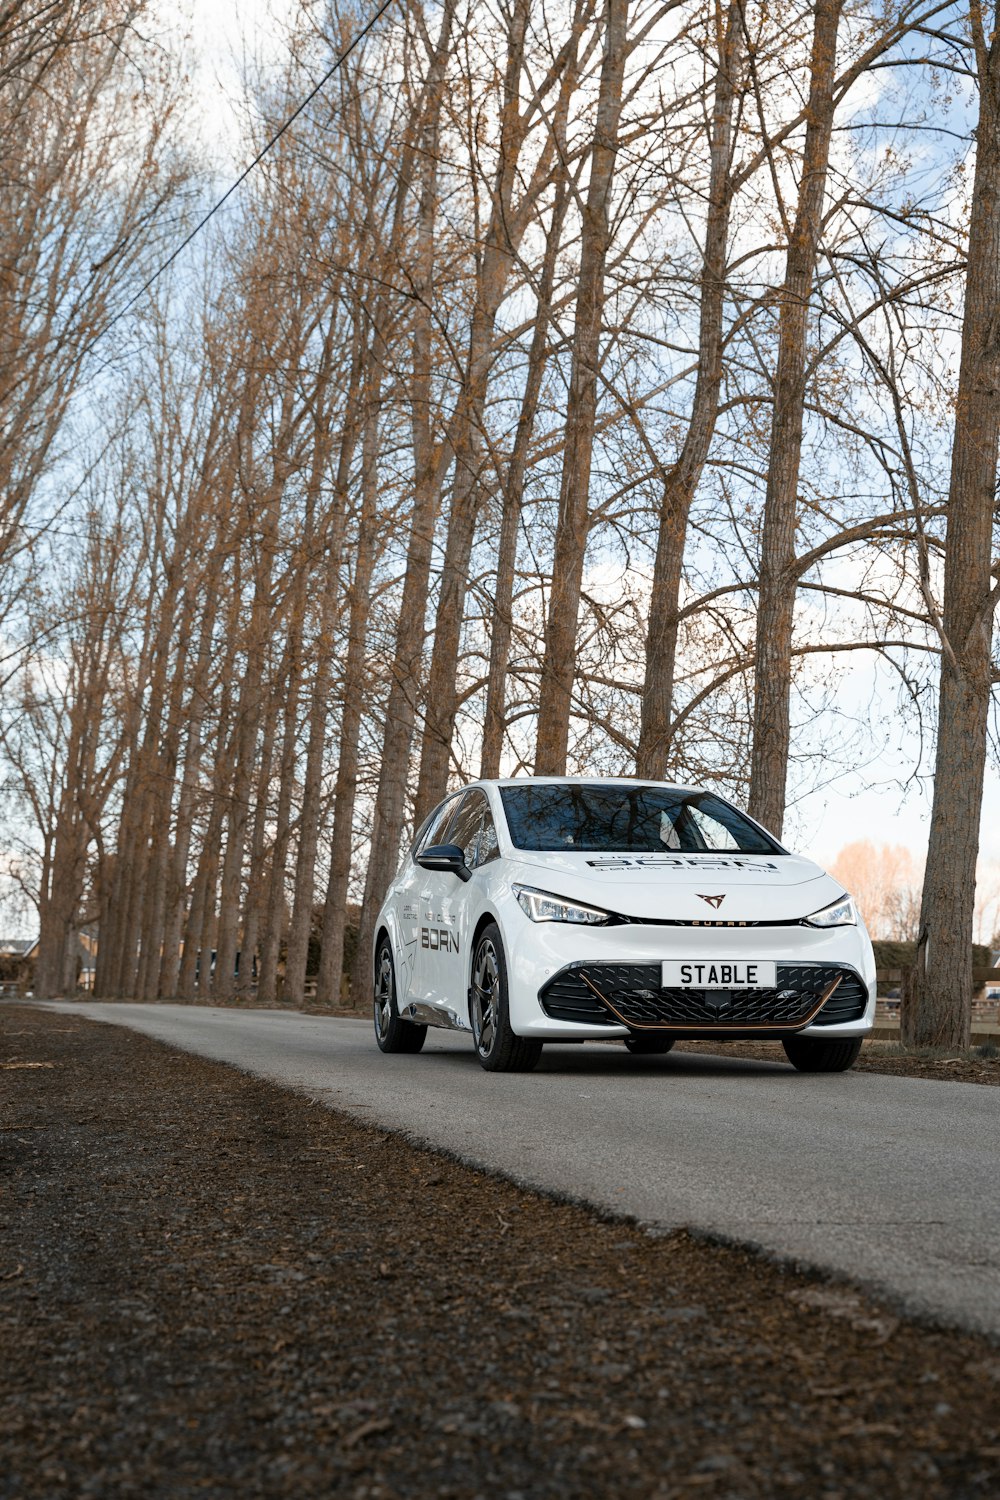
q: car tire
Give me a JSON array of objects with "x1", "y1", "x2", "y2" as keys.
[
  {"x1": 470, "y1": 923, "x2": 542, "y2": 1073},
  {"x1": 373, "y1": 936, "x2": 427, "y2": 1054},
  {"x1": 781, "y1": 1036, "x2": 862, "y2": 1073},
  {"x1": 624, "y1": 1035, "x2": 675, "y2": 1055}
]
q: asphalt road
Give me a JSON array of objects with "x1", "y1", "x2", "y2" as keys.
[{"x1": 46, "y1": 1002, "x2": 1000, "y2": 1337}]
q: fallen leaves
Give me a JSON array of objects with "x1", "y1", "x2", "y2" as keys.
[
  {"x1": 4, "y1": 1001, "x2": 1000, "y2": 1500},
  {"x1": 342, "y1": 1417, "x2": 392, "y2": 1449},
  {"x1": 835, "y1": 1421, "x2": 903, "y2": 1439},
  {"x1": 788, "y1": 1286, "x2": 899, "y2": 1343}
]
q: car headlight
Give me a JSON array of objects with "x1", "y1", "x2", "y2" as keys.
[
  {"x1": 513, "y1": 885, "x2": 611, "y2": 925},
  {"x1": 804, "y1": 895, "x2": 856, "y2": 927}
]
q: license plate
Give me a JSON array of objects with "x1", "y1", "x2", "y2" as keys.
[{"x1": 662, "y1": 960, "x2": 776, "y2": 989}]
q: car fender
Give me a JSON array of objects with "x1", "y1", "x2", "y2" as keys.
[
  {"x1": 372, "y1": 897, "x2": 418, "y2": 1008},
  {"x1": 459, "y1": 891, "x2": 508, "y2": 1025}
]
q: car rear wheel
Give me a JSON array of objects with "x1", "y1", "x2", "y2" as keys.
[
  {"x1": 782, "y1": 1036, "x2": 862, "y2": 1073},
  {"x1": 470, "y1": 923, "x2": 542, "y2": 1073},
  {"x1": 373, "y1": 937, "x2": 426, "y2": 1054},
  {"x1": 624, "y1": 1036, "x2": 675, "y2": 1055}
]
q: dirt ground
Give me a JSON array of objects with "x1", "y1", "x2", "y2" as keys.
[{"x1": 2, "y1": 1004, "x2": 999, "y2": 1499}]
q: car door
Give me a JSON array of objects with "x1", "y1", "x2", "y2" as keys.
[
  {"x1": 399, "y1": 793, "x2": 461, "y2": 1007},
  {"x1": 410, "y1": 792, "x2": 464, "y2": 1004},
  {"x1": 428, "y1": 790, "x2": 493, "y2": 1014}
]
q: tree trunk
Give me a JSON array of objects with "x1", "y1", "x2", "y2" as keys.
[
  {"x1": 136, "y1": 585, "x2": 198, "y2": 1001},
  {"x1": 238, "y1": 668, "x2": 282, "y2": 998},
  {"x1": 281, "y1": 344, "x2": 361, "y2": 1006},
  {"x1": 912, "y1": 0, "x2": 1000, "y2": 1048},
  {"x1": 349, "y1": 0, "x2": 456, "y2": 1009},
  {"x1": 635, "y1": 0, "x2": 744, "y2": 779},
  {"x1": 256, "y1": 565, "x2": 310, "y2": 1005},
  {"x1": 746, "y1": 0, "x2": 842, "y2": 835},
  {"x1": 247, "y1": 663, "x2": 293, "y2": 1002},
  {"x1": 106, "y1": 656, "x2": 170, "y2": 997},
  {"x1": 35, "y1": 637, "x2": 107, "y2": 996},
  {"x1": 480, "y1": 179, "x2": 570, "y2": 779},
  {"x1": 96, "y1": 601, "x2": 166, "y2": 999},
  {"x1": 316, "y1": 401, "x2": 381, "y2": 1005},
  {"x1": 349, "y1": 396, "x2": 444, "y2": 1010},
  {"x1": 212, "y1": 648, "x2": 266, "y2": 1001},
  {"x1": 533, "y1": 0, "x2": 629, "y2": 774},
  {"x1": 158, "y1": 704, "x2": 204, "y2": 1000},
  {"x1": 175, "y1": 599, "x2": 240, "y2": 1000},
  {"x1": 212, "y1": 546, "x2": 270, "y2": 1002},
  {"x1": 177, "y1": 795, "x2": 225, "y2": 1000},
  {"x1": 212, "y1": 376, "x2": 298, "y2": 998},
  {"x1": 412, "y1": 0, "x2": 539, "y2": 824}
]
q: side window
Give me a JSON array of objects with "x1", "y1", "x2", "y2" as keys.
[
  {"x1": 445, "y1": 791, "x2": 488, "y2": 868},
  {"x1": 417, "y1": 794, "x2": 461, "y2": 854},
  {"x1": 477, "y1": 805, "x2": 500, "y2": 866}
]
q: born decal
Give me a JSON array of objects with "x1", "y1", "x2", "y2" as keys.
[{"x1": 421, "y1": 927, "x2": 460, "y2": 953}]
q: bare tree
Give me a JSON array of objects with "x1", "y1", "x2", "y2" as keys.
[
  {"x1": 910, "y1": 0, "x2": 1000, "y2": 1047},
  {"x1": 534, "y1": 0, "x2": 630, "y2": 773},
  {"x1": 0, "y1": 1, "x2": 189, "y2": 592},
  {"x1": 413, "y1": 0, "x2": 593, "y2": 820},
  {"x1": 745, "y1": 0, "x2": 844, "y2": 836},
  {"x1": 480, "y1": 177, "x2": 572, "y2": 778},
  {"x1": 636, "y1": 0, "x2": 744, "y2": 777},
  {"x1": 349, "y1": 0, "x2": 459, "y2": 1008}
]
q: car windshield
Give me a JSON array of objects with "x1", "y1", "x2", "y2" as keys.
[{"x1": 498, "y1": 783, "x2": 782, "y2": 854}]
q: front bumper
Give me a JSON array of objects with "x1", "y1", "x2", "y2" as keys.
[{"x1": 505, "y1": 917, "x2": 876, "y2": 1041}]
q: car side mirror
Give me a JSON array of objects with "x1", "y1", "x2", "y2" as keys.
[{"x1": 415, "y1": 843, "x2": 473, "y2": 881}]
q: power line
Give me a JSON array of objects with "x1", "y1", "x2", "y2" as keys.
[{"x1": 94, "y1": 0, "x2": 399, "y2": 348}]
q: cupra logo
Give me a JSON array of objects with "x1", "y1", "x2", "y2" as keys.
[{"x1": 697, "y1": 893, "x2": 726, "y2": 909}]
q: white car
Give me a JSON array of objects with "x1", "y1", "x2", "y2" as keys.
[{"x1": 371, "y1": 777, "x2": 875, "y2": 1074}]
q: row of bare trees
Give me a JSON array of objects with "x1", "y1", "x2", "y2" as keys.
[{"x1": 1, "y1": 0, "x2": 998, "y2": 1045}]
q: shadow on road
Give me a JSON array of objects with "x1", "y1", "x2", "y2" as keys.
[{"x1": 419, "y1": 1040, "x2": 793, "y2": 1078}]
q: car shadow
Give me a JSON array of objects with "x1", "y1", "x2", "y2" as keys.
[
  {"x1": 544, "y1": 1047, "x2": 792, "y2": 1077},
  {"x1": 420, "y1": 1041, "x2": 793, "y2": 1078}
]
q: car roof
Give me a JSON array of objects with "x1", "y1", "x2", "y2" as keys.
[{"x1": 474, "y1": 775, "x2": 704, "y2": 795}]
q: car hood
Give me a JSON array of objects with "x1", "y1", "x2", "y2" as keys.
[{"x1": 505, "y1": 849, "x2": 843, "y2": 923}]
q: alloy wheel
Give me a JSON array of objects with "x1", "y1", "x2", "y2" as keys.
[
  {"x1": 374, "y1": 946, "x2": 394, "y2": 1042},
  {"x1": 472, "y1": 939, "x2": 499, "y2": 1057}
]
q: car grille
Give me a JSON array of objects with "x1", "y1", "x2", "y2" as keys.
[
  {"x1": 809, "y1": 969, "x2": 869, "y2": 1025},
  {"x1": 538, "y1": 963, "x2": 868, "y2": 1031},
  {"x1": 539, "y1": 969, "x2": 621, "y2": 1026}
]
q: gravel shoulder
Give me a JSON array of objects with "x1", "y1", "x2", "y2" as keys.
[{"x1": 3, "y1": 1003, "x2": 999, "y2": 1500}]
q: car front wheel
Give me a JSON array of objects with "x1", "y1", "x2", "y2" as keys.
[
  {"x1": 470, "y1": 923, "x2": 542, "y2": 1073},
  {"x1": 782, "y1": 1035, "x2": 862, "y2": 1073},
  {"x1": 373, "y1": 937, "x2": 426, "y2": 1054}
]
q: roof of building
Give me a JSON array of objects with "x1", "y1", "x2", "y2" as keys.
[{"x1": 0, "y1": 938, "x2": 35, "y2": 957}]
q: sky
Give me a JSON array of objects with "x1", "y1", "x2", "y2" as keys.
[
  {"x1": 162, "y1": 0, "x2": 295, "y2": 165},
  {"x1": 794, "y1": 717, "x2": 1000, "y2": 874}
]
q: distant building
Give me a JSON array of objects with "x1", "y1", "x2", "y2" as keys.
[
  {"x1": 0, "y1": 932, "x2": 98, "y2": 992},
  {"x1": 0, "y1": 937, "x2": 34, "y2": 959},
  {"x1": 987, "y1": 950, "x2": 1000, "y2": 1004},
  {"x1": 0, "y1": 937, "x2": 35, "y2": 992}
]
